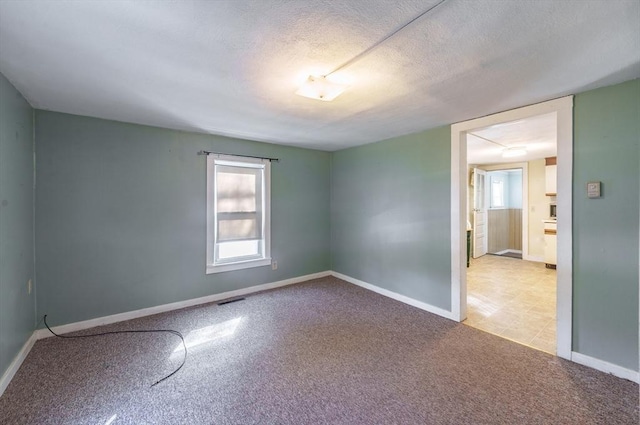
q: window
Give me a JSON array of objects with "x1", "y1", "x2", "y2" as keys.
[
  {"x1": 490, "y1": 176, "x2": 505, "y2": 209},
  {"x1": 206, "y1": 155, "x2": 271, "y2": 274}
]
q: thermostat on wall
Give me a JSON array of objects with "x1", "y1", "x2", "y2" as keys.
[{"x1": 587, "y1": 181, "x2": 601, "y2": 198}]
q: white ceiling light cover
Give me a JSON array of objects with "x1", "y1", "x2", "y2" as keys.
[{"x1": 295, "y1": 75, "x2": 348, "y2": 101}]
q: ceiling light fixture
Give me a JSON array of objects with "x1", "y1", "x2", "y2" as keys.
[
  {"x1": 295, "y1": 0, "x2": 449, "y2": 101},
  {"x1": 502, "y1": 147, "x2": 528, "y2": 158},
  {"x1": 295, "y1": 75, "x2": 348, "y2": 101}
]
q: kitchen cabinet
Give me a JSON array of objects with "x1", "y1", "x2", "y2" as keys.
[
  {"x1": 545, "y1": 157, "x2": 557, "y2": 196},
  {"x1": 544, "y1": 220, "x2": 557, "y2": 268}
]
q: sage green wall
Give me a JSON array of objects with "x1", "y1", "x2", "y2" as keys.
[
  {"x1": 330, "y1": 80, "x2": 639, "y2": 373},
  {"x1": 0, "y1": 73, "x2": 35, "y2": 378},
  {"x1": 13, "y1": 77, "x2": 640, "y2": 378},
  {"x1": 35, "y1": 111, "x2": 331, "y2": 327},
  {"x1": 573, "y1": 79, "x2": 639, "y2": 371},
  {"x1": 331, "y1": 127, "x2": 451, "y2": 310}
]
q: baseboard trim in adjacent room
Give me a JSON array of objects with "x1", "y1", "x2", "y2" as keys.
[
  {"x1": 0, "y1": 332, "x2": 38, "y2": 397},
  {"x1": 571, "y1": 351, "x2": 639, "y2": 383},
  {"x1": 330, "y1": 271, "x2": 455, "y2": 321},
  {"x1": 495, "y1": 249, "x2": 522, "y2": 255},
  {"x1": 35, "y1": 270, "x2": 331, "y2": 340},
  {"x1": 524, "y1": 255, "x2": 544, "y2": 263}
]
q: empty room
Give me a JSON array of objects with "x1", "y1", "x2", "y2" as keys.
[{"x1": 0, "y1": 1, "x2": 638, "y2": 424}]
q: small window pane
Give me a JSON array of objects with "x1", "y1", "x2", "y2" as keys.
[
  {"x1": 217, "y1": 216, "x2": 258, "y2": 241},
  {"x1": 491, "y1": 179, "x2": 504, "y2": 208},
  {"x1": 216, "y1": 166, "x2": 259, "y2": 213},
  {"x1": 218, "y1": 240, "x2": 260, "y2": 260}
]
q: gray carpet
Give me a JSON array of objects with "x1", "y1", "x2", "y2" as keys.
[{"x1": 1, "y1": 276, "x2": 637, "y2": 424}]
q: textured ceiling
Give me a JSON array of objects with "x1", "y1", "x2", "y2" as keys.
[
  {"x1": 0, "y1": 0, "x2": 638, "y2": 151},
  {"x1": 467, "y1": 113, "x2": 557, "y2": 165}
]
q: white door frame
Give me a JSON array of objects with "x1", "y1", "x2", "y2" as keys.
[
  {"x1": 472, "y1": 168, "x2": 488, "y2": 258},
  {"x1": 450, "y1": 96, "x2": 574, "y2": 360}
]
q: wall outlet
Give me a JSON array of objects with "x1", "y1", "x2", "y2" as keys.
[
  {"x1": 271, "y1": 261, "x2": 278, "y2": 270},
  {"x1": 27, "y1": 279, "x2": 32, "y2": 295}
]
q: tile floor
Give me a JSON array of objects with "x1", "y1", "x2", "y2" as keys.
[{"x1": 464, "y1": 254, "x2": 557, "y2": 354}]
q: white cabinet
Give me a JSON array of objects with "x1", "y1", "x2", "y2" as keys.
[
  {"x1": 545, "y1": 164, "x2": 557, "y2": 196},
  {"x1": 544, "y1": 221, "x2": 557, "y2": 268}
]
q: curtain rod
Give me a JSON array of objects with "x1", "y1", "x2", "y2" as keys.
[{"x1": 197, "y1": 150, "x2": 279, "y2": 162}]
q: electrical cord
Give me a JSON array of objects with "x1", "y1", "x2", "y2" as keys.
[{"x1": 43, "y1": 315, "x2": 187, "y2": 387}]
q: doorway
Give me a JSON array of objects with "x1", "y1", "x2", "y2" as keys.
[
  {"x1": 450, "y1": 96, "x2": 573, "y2": 360},
  {"x1": 467, "y1": 161, "x2": 556, "y2": 353},
  {"x1": 483, "y1": 168, "x2": 523, "y2": 259}
]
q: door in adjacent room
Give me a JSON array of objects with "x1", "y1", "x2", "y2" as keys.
[{"x1": 472, "y1": 168, "x2": 487, "y2": 258}]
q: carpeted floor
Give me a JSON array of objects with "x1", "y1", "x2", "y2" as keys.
[{"x1": 1, "y1": 276, "x2": 637, "y2": 424}]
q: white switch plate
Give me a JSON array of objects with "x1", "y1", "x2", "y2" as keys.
[
  {"x1": 587, "y1": 181, "x2": 601, "y2": 198},
  {"x1": 271, "y1": 261, "x2": 278, "y2": 270}
]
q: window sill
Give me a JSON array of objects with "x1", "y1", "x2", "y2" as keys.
[{"x1": 206, "y1": 257, "x2": 272, "y2": 274}]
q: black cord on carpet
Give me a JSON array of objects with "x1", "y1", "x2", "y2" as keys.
[{"x1": 43, "y1": 315, "x2": 187, "y2": 387}]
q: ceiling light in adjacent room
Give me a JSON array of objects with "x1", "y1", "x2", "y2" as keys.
[
  {"x1": 295, "y1": 75, "x2": 348, "y2": 101},
  {"x1": 502, "y1": 147, "x2": 527, "y2": 158}
]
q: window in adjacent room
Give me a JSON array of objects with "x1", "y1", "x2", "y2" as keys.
[
  {"x1": 206, "y1": 155, "x2": 271, "y2": 274},
  {"x1": 490, "y1": 174, "x2": 505, "y2": 209}
]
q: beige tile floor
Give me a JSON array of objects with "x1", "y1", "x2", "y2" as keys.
[{"x1": 464, "y1": 254, "x2": 557, "y2": 354}]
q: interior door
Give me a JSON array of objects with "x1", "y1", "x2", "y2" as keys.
[{"x1": 473, "y1": 168, "x2": 488, "y2": 258}]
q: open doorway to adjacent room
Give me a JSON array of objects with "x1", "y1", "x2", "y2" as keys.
[
  {"x1": 451, "y1": 97, "x2": 573, "y2": 359},
  {"x1": 467, "y1": 151, "x2": 555, "y2": 353}
]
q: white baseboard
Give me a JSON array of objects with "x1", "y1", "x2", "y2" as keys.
[
  {"x1": 524, "y1": 255, "x2": 544, "y2": 263},
  {"x1": 36, "y1": 270, "x2": 331, "y2": 340},
  {"x1": 330, "y1": 271, "x2": 455, "y2": 320},
  {"x1": 495, "y1": 249, "x2": 522, "y2": 255},
  {"x1": 571, "y1": 351, "x2": 639, "y2": 383},
  {"x1": 0, "y1": 270, "x2": 329, "y2": 396},
  {"x1": 0, "y1": 332, "x2": 38, "y2": 397},
  {"x1": 330, "y1": 271, "x2": 639, "y2": 383},
  {"x1": 4, "y1": 270, "x2": 637, "y2": 396}
]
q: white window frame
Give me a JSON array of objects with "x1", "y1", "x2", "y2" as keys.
[{"x1": 206, "y1": 154, "x2": 271, "y2": 274}]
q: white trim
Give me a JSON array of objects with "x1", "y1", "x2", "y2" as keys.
[
  {"x1": 206, "y1": 257, "x2": 272, "y2": 274},
  {"x1": 206, "y1": 155, "x2": 272, "y2": 275},
  {"x1": 555, "y1": 101, "x2": 574, "y2": 360},
  {"x1": 36, "y1": 271, "x2": 331, "y2": 339},
  {"x1": 451, "y1": 129, "x2": 466, "y2": 321},
  {"x1": 524, "y1": 254, "x2": 544, "y2": 263},
  {"x1": 4, "y1": 270, "x2": 636, "y2": 395},
  {"x1": 2, "y1": 271, "x2": 330, "y2": 394},
  {"x1": 571, "y1": 351, "x2": 639, "y2": 383},
  {"x1": 331, "y1": 271, "x2": 455, "y2": 320},
  {"x1": 0, "y1": 332, "x2": 38, "y2": 396},
  {"x1": 494, "y1": 249, "x2": 522, "y2": 255},
  {"x1": 451, "y1": 96, "x2": 574, "y2": 360}
]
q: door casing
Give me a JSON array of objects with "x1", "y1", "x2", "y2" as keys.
[
  {"x1": 472, "y1": 168, "x2": 488, "y2": 258},
  {"x1": 450, "y1": 96, "x2": 574, "y2": 360}
]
